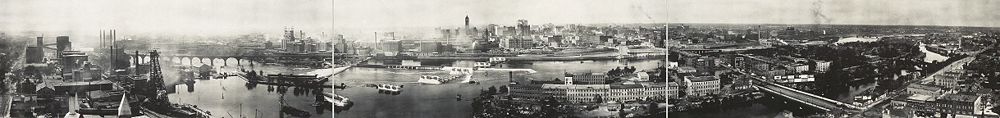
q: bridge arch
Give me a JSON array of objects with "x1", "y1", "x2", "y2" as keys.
[{"x1": 212, "y1": 58, "x2": 225, "y2": 66}]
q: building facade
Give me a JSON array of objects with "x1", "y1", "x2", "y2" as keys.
[{"x1": 684, "y1": 76, "x2": 719, "y2": 97}]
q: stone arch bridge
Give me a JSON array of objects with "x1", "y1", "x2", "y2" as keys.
[{"x1": 128, "y1": 52, "x2": 331, "y2": 67}]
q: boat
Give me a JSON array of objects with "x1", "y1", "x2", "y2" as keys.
[
  {"x1": 334, "y1": 83, "x2": 348, "y2": 89},
  {"x1": 488, "y1": 57, "x2": 507, "y2": 63},
  {"x1": 473, "y1": 62, "x2": 492, "y2": 68},
  {"x1": 239, "y1": 69, "x2": 331, "y2": 87},
  {"x1": 178, "y1": 104, "x2": 212, "y2": 118},
  {"x1": 416, "y1": 73, "x2": 472, "y2": 84},
  {"x1": 417, "y1": 76, "x2": 444, "y2": 85},
  {"x1": 281, "y1": 106, "x2": 311, "y2": 117},
  {"x1": 329, "y1": 94, "x2": 352, "y2": 107},
  {"x1": 377, "y1": 84, "x2": 402, "y2": 93}
]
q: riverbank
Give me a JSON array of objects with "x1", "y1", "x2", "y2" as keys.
[
  {"x1": 410, "y1": 54, "x2": 665, "y2": 61},
  {"x1": 333, "y1": 59, "x2": 663, "y2": 118}
]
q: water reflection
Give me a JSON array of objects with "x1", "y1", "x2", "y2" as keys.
[
  {"x1": 164, "y1": 59, "x2": 333, "y2": 118},
  {"x1": 919, "y1": 43, "x2": 950, "y2": 63},
  {"x1": 333, "y1": 59, "x2": 662, "y2": 118}
]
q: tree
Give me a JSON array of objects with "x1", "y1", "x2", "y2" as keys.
[
  {"x1": 537, "y1": 96, "x2": 563, "y2": 117},
  {"x1": 993, "y1": 106, "x2": 1000, "y2": 115},
  {"x1": 486, "y1": 86, "x2": 497, "y2": 96},
  {"x1": 594, "y1": 95, "x2": 604, "y2": 103},
  {"x1": 498, "y1": 86, "x2": 508, "y2": 94}
]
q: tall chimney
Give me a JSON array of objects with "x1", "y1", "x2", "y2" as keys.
[
  {"x1": 134, "y1": 51, "x2": 139, "y2": 66},
  {"x1": 111, "y1": 29, "x2": 116, "y2": 69}
]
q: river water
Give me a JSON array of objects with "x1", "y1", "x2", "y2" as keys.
[
  {"x1": 333, "y1": 59, "x2": 663, "y2": 118},
  {"x1": 152, "y1": 58, "x2": 334, "y2": 118},
  {"x1": 671, "y1": 37, "x2": 949, "y2": 118}
]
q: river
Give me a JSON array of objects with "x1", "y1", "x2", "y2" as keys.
[
  {"x1": 333, "y1": 59, "x2": 663, "y2": 118},
  {"x1": 152, "y1": 58, "x2": 334, "y2": 118},
  {"x1": 670, "y1": 37, "x2": 949, "y2": 118}
]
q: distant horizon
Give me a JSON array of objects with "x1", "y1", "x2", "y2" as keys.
[
  {"x1": 334, "y1": 22, "x2": 668, "y2": 30},
  {"x1": 666, "y1": 22, "x2": 1000, "y2": 28},
  {"x1": 669, "y1": 0, "x2": 1000, "y2": 28}
]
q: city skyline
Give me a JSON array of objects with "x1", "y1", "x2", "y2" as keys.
[
  {"x1": 668, "y1": 0, "x2": 1000, "y2": 27},
  {"x1": 333, "y1": 0, "x2": 667, "y2": 30}
]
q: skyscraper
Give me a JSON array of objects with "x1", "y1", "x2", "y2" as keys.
[
  {"x1": 465, "y1": 15, "x2": 470, "y2": 28},
  {"x1": 517, "y1": 19, "x2": 530, "y2": 36}
]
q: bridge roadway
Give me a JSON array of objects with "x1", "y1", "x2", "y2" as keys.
[{"x1": 735, "y1": 70, "x2": 861, "y2": 114}]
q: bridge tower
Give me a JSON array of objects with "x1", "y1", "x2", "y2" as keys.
[{"x1": 147, "y1": 50, "x2": 169, "y2": 103}]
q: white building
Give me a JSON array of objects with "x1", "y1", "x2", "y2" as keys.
[
  {"x1": 772, "y1": 74, "x2": 815, "y2": 83},
  {"x1": 684, "y1": 76, "x2": 719, "y2": 97},
  {"x1": 815, "y1": 61, "x2": 831, "y2": 73},
  {"x1": 668, "y1": 82, "x2": 680, "y2": 99}
]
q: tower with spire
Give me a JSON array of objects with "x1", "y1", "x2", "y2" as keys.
[{"x1": 465, "y1": 15, "x2": 470, "y2": 28}]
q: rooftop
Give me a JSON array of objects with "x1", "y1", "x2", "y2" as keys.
[
  {"x1": 542, "y1": 84, "x2": 610, "y2": 89},
  {"x1": 907, "y1": 84, "x2": 943, "y2": 92},
  {"x1": 907, "y1": 94, "x2": 937, "y2": 102},
  {"x1": 939, "y1": 94, "x2": 980, "y2": 103},
  {"x1": 609, "y1": 83, "x2": 645, "y2": 89},
  {"x1": 55, "y1": 80, "x2": 113, "y2": 86},
  {"x1": 685, "y1": 76, "x2": 718, "y2": 82}
]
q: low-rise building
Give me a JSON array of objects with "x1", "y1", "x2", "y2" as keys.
[
  {"x1": 891, "y1": 94, "x2": 937, "y2": 112},
  {"x1": 814, "y1": 60, "x2": 831, "y2": 73},
  {"x1": 572, "y1": 73, "x2": 608, "y2": 84},
  {"x1": 890, "y1": 93, "x2": 983, "y2": 117},
  {"x1": 667, "y1": 82, "x2": 680, "y2": 99},
  {"x1": 935, "y1": 94, "x2": 981, "y2": 115},
  {"x1": 934, "y1": 72, "x2": 961, "y2": 87},
  {"x1": 788, "y1": 63, "x2": 810, "y2": 73},
  {"x1": 906, "y1": 84, "x2": 943, "y2": 96},
  {"x1": 772, "y1": 74, "x2": 815, "y2": 83},
  {"x1": 684, "y1": 76, "x2": 719, "y2": 97},
  {"x1": 509, "y1": 81, "x2": 668, "y2": 104}
]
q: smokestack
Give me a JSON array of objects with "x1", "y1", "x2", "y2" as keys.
[
  {"x1": 112, "y1": 30, "x2": 116, "y2": 49},
  {"x1": 509, "y1": 71, "x2": 513, "y2": 82},
  {"x1": 134, "y1": 51, "x2": 139, "y2": 66},
  {"x1": 111, "y1": 29, "x2": 116, "y2": 69}
]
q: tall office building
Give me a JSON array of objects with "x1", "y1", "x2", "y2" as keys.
[{"x1": 517, "y1": 19, "x2": 530, "y2": 36}]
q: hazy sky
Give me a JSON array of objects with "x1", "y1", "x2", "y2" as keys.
[
  {"x1": 0, "y1": 0, "x2": 333, "y2": 36},
  {"x1": 668, "y1": 0, "x2": 1000, "y2": 27},
  {"x1": 333, "y1": 0, "x2": 667, "y2": 30}
]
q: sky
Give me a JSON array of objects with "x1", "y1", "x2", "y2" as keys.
[
  {"x1": 668, "y1": 0, "x2": 1000, "y2": 27},
  {"x1": 0, "y1": 0, "x2": 333, "y2": 37}
]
